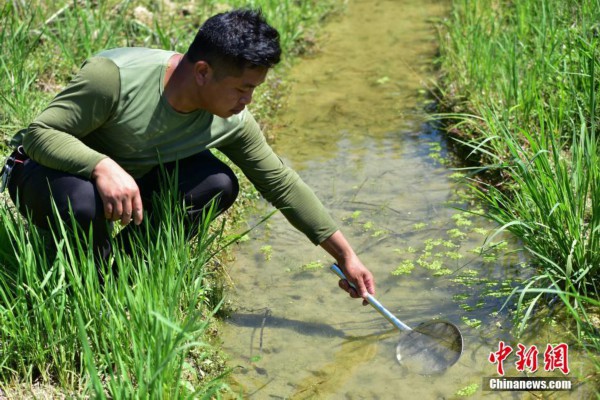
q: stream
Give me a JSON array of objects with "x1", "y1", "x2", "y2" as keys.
[{"x1": 220, "y1": 0, "x2": 595, "y2": 398}]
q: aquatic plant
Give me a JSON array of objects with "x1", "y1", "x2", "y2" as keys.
[
  {"x1": 260, "y1": 245, "x2": 273, "y2": 261},
  {"x1": 301, "y1": 260, "x2": 325, "y2": 271},
  {"x1": 391, "y1": 260, "x2": 415, "y2": 276},
  {"x1": 455, "y1": 383, "x2": 479, "y2": 397}
]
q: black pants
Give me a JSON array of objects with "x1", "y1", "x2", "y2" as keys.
[{"x1": 7, "y1": 150, "x2": 239, "y2": 260}]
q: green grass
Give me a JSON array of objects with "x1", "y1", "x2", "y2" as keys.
[
  {"x1": 0, "y1": 0, "x2": 341, "y2": 397},
  {"x1": 0, "y1": 186, "x2": 229, "y2": 398},
  {"x1": 435, "y1": 0, "x2": 600, "y2": 384},
  {"x1": 437, "y1": 0, "x2": 599, "y2": 146}
]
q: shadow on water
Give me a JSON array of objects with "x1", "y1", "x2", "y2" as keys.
[
  {"x1": 228, "y1": 311, "x2": 347, "y2": 338},
  {"x1": 221, "y1": 0, "x2": 598, "y2": 398}
]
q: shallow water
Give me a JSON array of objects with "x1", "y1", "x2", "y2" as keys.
[{"x1": 220, "y1": 0, "x2": 596, "y2": 398}]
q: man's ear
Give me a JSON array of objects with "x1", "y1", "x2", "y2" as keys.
[{"x1": 194, "y1": 61, "x2": 212, "y2": 86}]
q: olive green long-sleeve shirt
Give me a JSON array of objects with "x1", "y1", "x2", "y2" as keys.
[{"x1": 14, "y1": 47, "x2": 338, "y2": 245}]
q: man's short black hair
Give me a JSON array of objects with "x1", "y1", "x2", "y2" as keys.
[{"x1": 186, "y1": 8, "x2": 281, "y2": 78}]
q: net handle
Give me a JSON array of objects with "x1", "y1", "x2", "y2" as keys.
[{"x1": 330, "y1": 263, "x2": 412, "y2": 331}]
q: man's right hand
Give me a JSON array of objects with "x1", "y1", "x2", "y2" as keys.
[{"x1": 91, "y1": 158, "x2": 143, "y2": 226}]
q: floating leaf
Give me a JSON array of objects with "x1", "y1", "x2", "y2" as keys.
[
  {"x1": 455, "y1": 383, "x2": 479, "y2": 397},
  {"x1": 391, "y1": 260, "x2": 414, "y2": 275}
]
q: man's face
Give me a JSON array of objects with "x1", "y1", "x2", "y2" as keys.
[{"x1": 199, "y1": 65, "x2": 268, "y2": 118}]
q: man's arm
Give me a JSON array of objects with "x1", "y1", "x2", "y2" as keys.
[
  {"x1": 23, "y1": 57, "x2": 118, "y2": 177},
  {"x1": 319, "y1": 230, "x2": 375, "y2": 304},
  {"x1": 23, "y1": 57, "x2": 142, "y2": 225},
  {"x1": 219, "y1": 112, "x2": 376, "y2": 301},
  {"x1": 218, "y1": 112, "x2": 339, "y2": 245}
]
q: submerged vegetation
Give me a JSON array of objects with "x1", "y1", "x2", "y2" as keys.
[
  {"x1": 0, "y1": 0, "x2": 339, "y2": 397},
  {"x1": 436, "y1": 0, "x2": 600, "y2": 373}
]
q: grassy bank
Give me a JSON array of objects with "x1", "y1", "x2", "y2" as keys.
[
  {"x1": 436, "y1": 0, "x2": 599, "y2": 378},
  {"x1": 0, "y1": 0, "x2": 340, "y2": 397}
]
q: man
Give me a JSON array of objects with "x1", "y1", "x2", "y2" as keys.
[{"x1": 4, "y1": 8, "x2": 374, "y2": 302}]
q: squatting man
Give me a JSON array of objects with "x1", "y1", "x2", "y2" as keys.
[{"x1": 3, "y1": 8, "x2": 375, "y2": 303}]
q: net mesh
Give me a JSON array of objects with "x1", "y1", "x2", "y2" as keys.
[{"x1": 395, "y1": 321, "x2": 462, "y2": 374}]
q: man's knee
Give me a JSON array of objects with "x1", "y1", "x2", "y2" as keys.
[
  {"x1": 210, "y1": 169, "x2": 240, "y2": 212},
  {"x1": 53, "y1": 180, "x2": 103, "y2": 225},
  {"x1": 185, "y1": 169, "x2": 239, "y2": 216}
]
